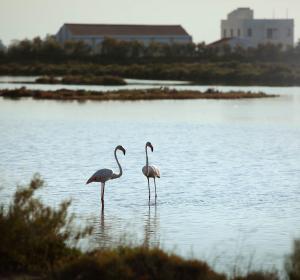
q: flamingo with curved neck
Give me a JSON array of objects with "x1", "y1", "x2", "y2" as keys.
[{"x1": 86, "y1": 145, "x2": 126, "y2": 208}]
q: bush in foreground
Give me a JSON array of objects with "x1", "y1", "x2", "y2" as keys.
[
  {"x1": 285, "y1": 239, "x2": 300, "y2": 280},
  {"x1": 0, "y1": 176, "x2": 226, "y2": 279},
  {"x1": 0, "y1": 174, "x2": 91, "y2": 275},
  {"x1": 0, "y1": 176, "x2": 299, "y2": 280},
  {"x1": 58, "y1": 247, "x2": 226, "y2": 280}
]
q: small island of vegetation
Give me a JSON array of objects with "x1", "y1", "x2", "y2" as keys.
[
  {"x1": 0, "y1": 87, "x2": 278, "y2": 101},
  {"x1": 36, "y1": 75, "x2": 127, "y2": 86}
]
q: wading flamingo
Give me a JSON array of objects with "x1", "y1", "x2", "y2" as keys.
[
  {"x1": 86, "y1": 145, "x2": 126, "y2": 208},
  {"x1": 142, "y1": 142, "x2": 160, "y2": 201}
]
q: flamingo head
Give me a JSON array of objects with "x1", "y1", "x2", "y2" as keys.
[
  {"x1": 86, "y1": 176, "x2": 95, "y2": 184},
  {"x1": 116, "y1": 145, "x2": 126, "y2": 155},
  {"x1": 146, "y1": 142, "x2": 154, "y2": 152}
]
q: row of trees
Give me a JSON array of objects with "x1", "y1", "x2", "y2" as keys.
[{"x1": 1, "y1": 35, "x2": 300, "y2": 64}]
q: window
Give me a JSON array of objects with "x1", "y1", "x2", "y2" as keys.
[
  {"x1": 237, "y1": 29, "x2": 241, "y2": 37},
  {"x1": 247, "y1": 28, "x2": 252, "y2": 37},
  {"x1": 223, "y1": 29, "x2": 227, "y2": 37},
  {"x1": 267, "y1": 28, "x2": 273, "y2": 39},
  {"x1": 287, "y1": 28, "x2": 292, "y2": 37},
  {"x1": 267, "y1": 28, "x2": 278, "y2": 39},
  {"x1": 230, "y1": 29, "x2": 234, "y2": 37}
]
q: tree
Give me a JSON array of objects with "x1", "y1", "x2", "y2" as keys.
[{"x1": 63, "y1": 40, "x2": 91, "y2": 60}]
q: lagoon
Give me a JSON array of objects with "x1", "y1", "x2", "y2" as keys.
[{"x1": 0, "y1": 78, "x2": 300, "y2": 274}]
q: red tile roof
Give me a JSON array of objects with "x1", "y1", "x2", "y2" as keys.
[
  {"x1": 64, "y1": 24, "x2": 191, "y2": 37},
  {"x1": 208, "y1": 37, "x2": 233, "y2": 47}
]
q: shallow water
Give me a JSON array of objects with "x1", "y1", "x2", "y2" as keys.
[{"x1": 0, "y1": 79, "x2": 300, "y2": 274}]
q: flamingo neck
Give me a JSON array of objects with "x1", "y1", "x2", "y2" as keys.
[
  {"x1": 145, "y1": 145, "x2": 150, "y2": 175},
  {"x1": 145, "y1": 146, "x2": 149, "y2": 168},
  {"x1": 112, "y1": 148, "x2": 122, "y2": 179}
]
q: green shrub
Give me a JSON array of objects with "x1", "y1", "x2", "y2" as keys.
[
  {"x1": 57, "y1": 246, "x2": 226, "y2": 280},
  {"x1": 0, "y1": 174, "x2": 91, "y2": 275}
]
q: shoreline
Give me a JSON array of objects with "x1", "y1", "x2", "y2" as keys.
[
  {"x1": 0, "y1": 87, "x2": 278, "y2": 101},
  {"x1": 1, "y1": 62, "x2": 300, "y2": 86}
]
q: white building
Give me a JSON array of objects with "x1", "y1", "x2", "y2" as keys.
[
  {"x1": 220, "y1": 8, "x2": 294, "y2": 49},
  {"x1": 56, "y1": 23, "x2": 192, "y2": 51}
]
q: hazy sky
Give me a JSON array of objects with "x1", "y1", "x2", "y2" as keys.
[{"x1": 1, "y1": 0, "x2": 300, "y2": 45}]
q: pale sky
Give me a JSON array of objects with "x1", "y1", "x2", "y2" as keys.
[{"x1": 1, "y1": 0, "x2": 300, "y2": 46}]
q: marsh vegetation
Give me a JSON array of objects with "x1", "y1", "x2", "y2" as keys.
[
  {"x1": 1, "y1": 62, "x2": 300, "y2": 86},
  {"x1": 0, "y1": 87, "x2": 277, "y2": 101},
  {"x1": 36, "y1": 75, "x2": 127, "y2": 86},
  {"x1": 2, "y1": 37, "x2": 300, "y2": 85},
  {"x1": 0, "y1": 176, "x2": 299, "y2": 279}
]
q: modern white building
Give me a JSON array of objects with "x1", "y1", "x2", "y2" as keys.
[
  {"x1": 56, "y1": 23, "x2": 192, "y2": 51},
  {"x1": 220, "y1": 8, "x2": 294, "y2": 49}
]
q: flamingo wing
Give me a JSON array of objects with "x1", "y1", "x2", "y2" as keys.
[
  {"x1": 142, "y1": 165, "x2": 160, "y2": 178},
  {"x1": 151, "y1": 165, "x2": 161, "y2": 178},
  {"x1": 86, "y1": 168, "x2": 113, "y2": 184}
]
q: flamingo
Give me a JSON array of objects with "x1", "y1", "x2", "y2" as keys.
[
  {"x1": 86, "y1": 145, "x2": 126, "y2": 208},
  {"x1": 142, "y1": 142, "x2": 160, "y2": 201}
]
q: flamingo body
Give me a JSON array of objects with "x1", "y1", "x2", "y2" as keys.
[
  {"x1": 142, "y1": 165, "x2": 160, "y2": 178},
  {"x1": 86, "y1": 168, "x2": 114, "y2": 184}
]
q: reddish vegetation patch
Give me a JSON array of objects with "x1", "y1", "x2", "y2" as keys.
[{"x1": 0, "y1": 87, "x2": 277, "y2": 101}]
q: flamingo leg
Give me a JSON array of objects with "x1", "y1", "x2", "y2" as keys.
[
  {"x1": 101, "y1": 182, "x2": 105, "y2": 208},
  {"x1": 147, "y1": 177, "x2": 150, "y2": 202},
  {"x1": 154, "y1": 177, "x2": 157, "y2": 200}
]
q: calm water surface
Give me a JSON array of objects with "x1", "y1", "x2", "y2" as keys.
[{"x1": 0, "y1": 78, "x2": 300, "y2": 274}]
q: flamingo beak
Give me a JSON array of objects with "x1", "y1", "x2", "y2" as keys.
[
  {"x1": 86, "y1": 177, "x2": 93, "y2": 184},
  {"x1": 150, "y1": 145, "x2": 154, "y2": 152},
  {"x1": 122, "y1": 147, "x2": 126, "y2": 155}
]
